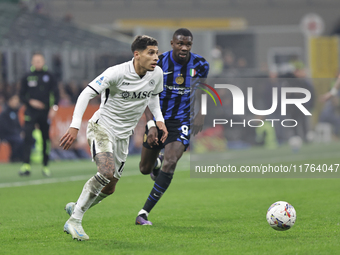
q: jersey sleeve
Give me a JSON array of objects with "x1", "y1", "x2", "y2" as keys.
[
  {"x1": 70, "y1": 86, "x2": 98, "y2": 129},
  {"x1": 152, "y1": 67, "x2": 164, "y2": 95},
  {"x1": 88, "y1": 66, "x2": 121, "y2": 94},
  {"x1": 199, "y1": 60, "x2": 210, "y2": 79},
  {"x1": 148, "y1": 94, "x2": 164, "y2": 122}
]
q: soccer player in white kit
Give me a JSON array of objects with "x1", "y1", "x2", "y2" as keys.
[{"x1": 59, "y1": 35, "x2": 168, "y2": 241}]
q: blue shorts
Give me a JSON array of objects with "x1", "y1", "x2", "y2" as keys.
[{"x1": 143, "y1": 119, "x2": 190, "y2": 151}]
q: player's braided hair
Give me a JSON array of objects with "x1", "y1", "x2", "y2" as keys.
[{"x1": 131, "y1": 35, "x2": 158, "y2": 53}]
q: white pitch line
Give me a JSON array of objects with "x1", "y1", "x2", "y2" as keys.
[
  {"x1": 0, "y1": 149, "x2": 337, "y2": 188},
  {"x1": 0, "y1": 175, "x2": 93, "y2": 188},
  {"x1": 0, "y1": 170, "x2": 141, "y2": 189},
  {"x1": 0, "y1": 166, "x2": 190, "y2": 189},
  {"x1": 0, "y1": 154, "x2": 187, "y2": 189}
]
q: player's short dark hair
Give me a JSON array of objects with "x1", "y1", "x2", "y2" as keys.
[
  {"x1": 131, "y1": 35, "x2": 158, "y2": 53},
  {"x1": 173, "y1": 28, "x2": 193, "y2": 39}
]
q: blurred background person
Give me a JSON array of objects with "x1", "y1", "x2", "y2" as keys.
[
  {"x1": 282, "y1": 63, "x2": 315, "y2": 143},
  {"x1": 18, "y1": 53, "x2": 59, "y2": 177},
  {"x1": 319, "y1": 74, "x2": 340, "y2": 138},
  {"x1": 319, "y1": 90, "x2": 340, "y2": 137},
  {"x1": 0, "y1": 94, "x2": 24, "y2": 162},
  {"x1": 321, "y1": 74, "x2": 340, "y2": 102}
]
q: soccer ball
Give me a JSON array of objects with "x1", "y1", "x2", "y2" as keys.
[{"x1": 266, "y1": 201, "x2": 296, "y2": 231}]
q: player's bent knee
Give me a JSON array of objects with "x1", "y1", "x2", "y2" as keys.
[
  {"x1": 139, "y1": 162, "x2": 152, "y2": 175},
  {"x1": 101, "y1": 171, "x2": 114, "y2": 180},
  {"x1": 162, "y1": 158, "x2": 178, "y2": 174},
  {"x1": 139, "y1": 166, "x2": 152, "y2": 175}
]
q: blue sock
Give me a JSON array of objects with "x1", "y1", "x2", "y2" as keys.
[{"x1": 143, "y1": 171, "x2": 173, "y2": 213}]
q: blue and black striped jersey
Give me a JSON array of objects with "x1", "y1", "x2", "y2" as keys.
[{"x1": 157, "y1": 50, "x2": 209, "y2": 122}]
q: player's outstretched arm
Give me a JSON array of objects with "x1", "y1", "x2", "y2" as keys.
[
  {"x1": 192, "y1": 112, "x2": 205, "y2": 136},
  {"x1": 59, "y1": 127, "x2": 79, "y2": 150},
  {"x1": 60, "y1": 86, "x2": 97, "y2": 150}
]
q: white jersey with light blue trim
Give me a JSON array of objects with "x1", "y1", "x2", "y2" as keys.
[{"x1": 87, "y1": 59, "x2": 163, "y2": 139}]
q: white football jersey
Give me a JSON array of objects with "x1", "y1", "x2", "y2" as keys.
[{"x1": 87, "y1": 59, "x2": 163, "y2": 139}]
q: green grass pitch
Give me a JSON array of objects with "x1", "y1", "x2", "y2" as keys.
[{"x1": 0, "y1": 143, "x2": 339, "y2": 255}]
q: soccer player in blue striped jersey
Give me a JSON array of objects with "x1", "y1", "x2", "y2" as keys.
[{"x1": 136, "y1": 28, "x2": 209, "y2": 225}]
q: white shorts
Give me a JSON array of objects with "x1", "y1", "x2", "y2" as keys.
[{"x1": 87, "y1": 121, "x2": 129, "y2": 179}]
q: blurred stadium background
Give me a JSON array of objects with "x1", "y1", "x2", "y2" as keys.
[{"x1": 1, "y1": 0, "x2": 340, "y2": 162}]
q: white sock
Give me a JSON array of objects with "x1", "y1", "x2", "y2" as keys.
[
  {"x1": 90, "y1": 192, "x2": 110, "y2": 208},
  {"x1": 72, "y1": 173, "x2": 110, "y2": 220},
  {"x1": 138, "y1": 209, "x2": 149, "y2": 217}
]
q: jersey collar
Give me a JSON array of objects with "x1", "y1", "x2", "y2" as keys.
[
  {"x1": 129, "y1": 58, "x2": 137, "y2": 74},
  {"x1": 129, "y1": 57, "x2": 151, "y2": 79}
]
